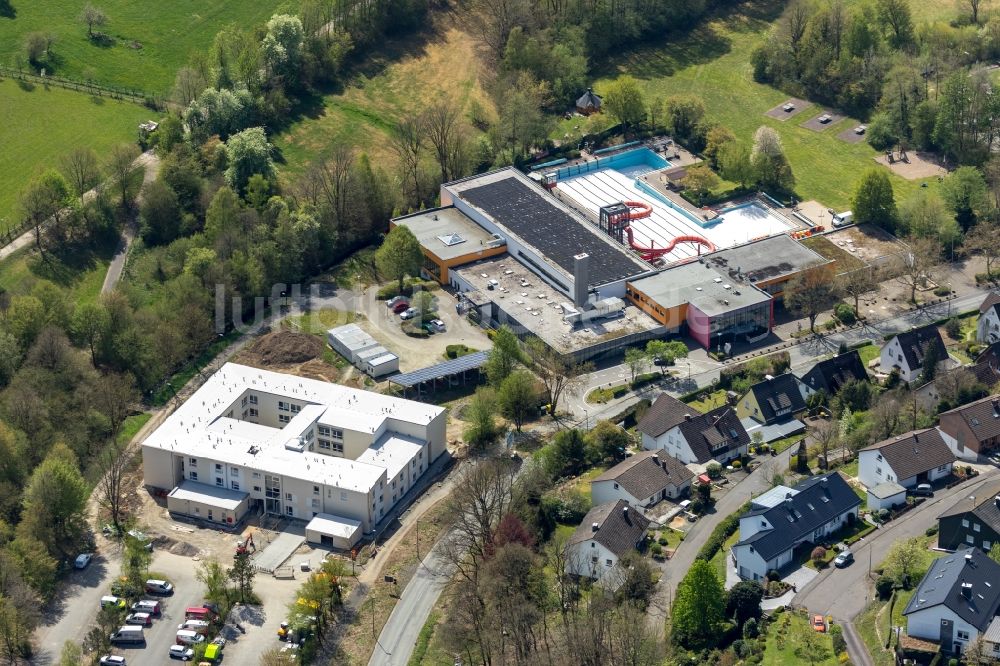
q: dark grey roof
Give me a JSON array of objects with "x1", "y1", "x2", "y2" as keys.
[
  {"x1": 567, "y1": 499, "x2": 650, "y2": 558},
  {"x1": 939, "y1": 394, "x2": 1000, "y2": 444},
  {"x1": 576, "y1": 88, "x2": 602, "y2": 109},
  {"x1": 457, "y1": 175, "x2": 647, "y2": 287},
  {"x1": 592, "y1": 451, "x2": 694, "y2": 499},
  {"x1": 747, "y1": 374, "x2": 807, "y2": 423},
  {"x1": 903, "y1": 547, "x2": 1000, "y2": 631},
  {"x1": 861, "y1": 428, "x2": 955, "y2": 481},
  {"x1": 976, "y1": 342, "x2": 1000, "y2": 370},
  {"x1": 637, "y1": 394, "x2": 695, "y2": 438},
  {"x1": 675, "y1": 406, "x2": 751, "y2": 464},
  {"x1": 736, "y1": 472, "x2": 861, "y2": 561},
  {"x1": 891, "y1": 324, "x2": 947, "y2": 372},
  {"x1": 800, "y1": 351, "x2": 868, "y2": 395},
  {"x1": 938, "y1": 479, "x2": 1000, "y2": 535},
  {"x1": 388, "y1": 351, "x2": 490, "y2": 388}
]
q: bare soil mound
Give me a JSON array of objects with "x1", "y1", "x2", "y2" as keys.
[{"x1": 248, "y1": 330, "x2": 324, "y2": 365}]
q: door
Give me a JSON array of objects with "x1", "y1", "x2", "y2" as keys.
[{"x1": 940, "y1": 619, "x2": 953, "y2": 650}]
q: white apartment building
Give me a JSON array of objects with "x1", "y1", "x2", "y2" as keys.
[{"x1": 142, "y1": 363, "x2": 446, "y2": 548}]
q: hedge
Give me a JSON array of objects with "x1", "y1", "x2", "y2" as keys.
[{"x1": 696, "y1": 502, "x2": 750, "y2": 561}]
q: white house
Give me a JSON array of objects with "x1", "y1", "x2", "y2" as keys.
[
  {"x1": 977, "y1": 292, "x2": 1000, "y2": 344},
  {"x1": 591, "y1": 451, "x2": 694, "y2": 509},
  {"x1": 638, "y1": 394, "x2": 750, "y2": 465},
  {"x1": 565, "y1": 500, "x2": 650, "y2": 583},
  {"x1": 858, "y1": 428, "x2": 955, "y2": 490},
  {"x1": 141, "y1": 363, "x2": 446, "y2": 548},
  {"x1": 880, "y1": 324, "x2": 952, "y2": 384},
  {"x1": 903, "y1": 547, "x2": 1000, "y2": 656},
  {"x1": 731, "y1": 472, "x2": 861, "y2": 581}
]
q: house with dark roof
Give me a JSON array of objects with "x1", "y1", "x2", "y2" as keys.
[
  {"x1": 799, "y1": 350, "x2": 869, "y2": 397},
  {"x1": 880, "y1": 324, "x2": 953, "y2": 384},
  {"x1": 576, "y1": 88, "x2": 602, "y2": 115},
  {"x1": 858, "y1": 429, "x2": 955, "y2": 490},
  {"x1": 736, "y1": 373, "x2": 809, "y2": 426},
  {"x1": 591, "y1": 451, "x2": 694, "y2": 509},
  {"x1": 903, "y1": 547, "x2": 1000, "y2": 656},
  {"x1": 937, "y1": 479, "x2": 1000, "y2": 553},
  {"x1": 638, "y1": 394, "x2": 750, "y2": 465},
  {"x1": 732, "y1": 472, "x2": 861, "y2": 581},
  {"x1": 938, "y1": 394, "x2": 1000, "y2": 462},
  {"x1": 978, "y1": 292, "x2": 1000, "y2": 344},
  {"x1": 565, "y1": 500, "x2": 650, "y2": 582}
]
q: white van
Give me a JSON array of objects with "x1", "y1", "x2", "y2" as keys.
[
  {"x1": 109, "y1": 625, "x2": 145, "y2": 644},
  {"x1": 832, "y1": 211, "x2": 853, "y2": 227},
  {"x1": 175, "y1": 629, "x2": 206, "y2": 646},
  {"x1": 177, "y1": 619, "x2": 211, "y2": 635}
]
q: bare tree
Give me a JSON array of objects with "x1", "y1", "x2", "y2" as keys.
[
  {"x1": 89, "y1": 372, "x2": 136, "y2": 440},
  {"x1": 839, "y1": 266, "x2": 878, "y2": 317},
  {"x1": 893, "y1": 236, "x2": 940, "y2": 303},
  {"x1": 810, "y1": 420, "x2": 839, "y2": 470},
  {"x1": 783, "y1": 0, "x2": 811, "y2": 64},
  {"x1": 526, "y1": 337, "x2": 592, "y2": 416},
  {"x1": 59, "y1": 148, "x2": 101, "y2": 201},
  {"x1": 172, "y1": 66, "x2": 207, "y2": 107},
  {"x1": 421, "y1": 101, "x2": 466, "y2": 183},
  {"x1": 964, "y1": 0, "x2": 987, "y2": 25},
  {"x1": 105, "y1": 143, "x2": 141, "y2": 211},
  {"x1": 467, "y1": 0, "x2": 530, "y2": 61},
  {"x1": 389, "y1": 116, "x2": 424, "y2": 208},
  {"x1": 967, "y1": 218, "x2": 1000, "y2": 278},
  {"x1": 97, "y1": 443, "x2": 131, "y2": 532},
  {"x1": 313, "y1": 143, "x2": 356, "y2": 231},
  {"x1": 785, "y1": 264, "x2": 841, "y2": 333},
  {"x1": 79, "y1": 3, "x2": 107, "y2": 38}
]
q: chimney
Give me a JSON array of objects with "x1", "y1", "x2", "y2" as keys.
[
  {"x1": 992, "y1": 398, "x2": 1000, "y2": 417},
  {"x1": 821, "y1": 476, "x2": 828, "y2": 484},
  {"x1": 591, "y1": 522, "x2": 599, "y2": 532},
  {"x1": 652, "y1": 454, "x2": 659, "y2": 465},
  {"x1": 573, "y1": 253, "x2": 590, "y2": 308},
  {"x1": 684, "y1": 413, "x2": 692, "y2": 421},
  {"x1": 623, "y1": 506, "x2": 629, "y2": 516},
  {"x1": 965, "y1": 552, "x2": 974, "y2": 564},
  {"x1": 994, "y1": 495, "x2": 1000, "y2": 509},
  {"x1": 961, "y1": 582, "x2": 973, "y2": 600}
]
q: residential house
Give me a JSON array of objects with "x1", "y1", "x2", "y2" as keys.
[
  {"x1": 977, "y1": 292, "x2": 1000, "y2": 344},
  {"x1": 858, "y1": 429, "x2": 955, "y2": 490},
  {"x1": 903, "y1": 547, "x2": 1000, "y2": 656},
  {"x1": 736, "y1": 373, "x2": 809, "y2": 425},
  {"x1": 565, "y1": 500, "x2": 650, "y2": 582},
  {"x1": 938, "y1": 395, "x2": 1000, "y2": 462},
  {"x1": 799, "y1": 350, "x2": 869, "y2": 397},
  {"x1": 638, "y1": 394, "x2": 750, "y2": 465},
  {"x1": 731, "y1": 472, "x2": 862, "y2": 581},
  {"x1": 937, "y1": 480, "x2": 1000, "y2": 553},
  {"x1": 880, "y1": 324, "x2": 951, "y2": 384},
  {"x1": 591, "y1": 451, "x2": 694, "y2": 509}
]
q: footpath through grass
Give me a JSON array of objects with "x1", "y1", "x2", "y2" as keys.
[
  {"x1": 0, "y1": 0, "x2": 289, "y2": 94},
  {"x1": 0, "y1": 78, "x2": 147, "y2": 230}
]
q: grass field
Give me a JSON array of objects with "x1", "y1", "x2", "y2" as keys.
[
  {"x1": 274, "y1": 25, "x2": 492, "y2": 184},
  {"x1": 0, "y1": 238, "x2": 115, "y2": 305},
  {"x1": 0, "y1": 0, "x2": 291, "y2": 94},
  {"x1": 0, "y1": 78, "x2": 147, "y2": 230},
  {"x1": 591, "y1": 0, "x2": 960, "y2": 210},
  {"x1": 762, "y1": 610, "x2": 838, "y2": 666}
]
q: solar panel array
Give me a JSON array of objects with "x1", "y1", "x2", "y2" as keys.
[{"x1": 388, "y1": 351, "x2": 491, "y2": 388}]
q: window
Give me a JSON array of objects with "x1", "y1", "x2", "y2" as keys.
[
  {"x1": 249, "y1": 394, "x2": 257, "y2": 404},
  {"x1": 278, "y1": 414, "x2": 290, "y2": 424},
  {"x1": 957, "y1": 631, "x2": 970, "y2": 641},
  {"x1": 311, "y1": 499, "x2": 319, "y2": 509},
  {"x1": 189, "y1": 457, "x2": 198, "y2": 467},
  {"x1": 216, "y1": 478, "x2": 223, "y2": 487},
  {"x1": 340, "y1": 491, "x2": 348, "y2": 502},
  {"x1": 318, "y1": 426, "x2": 331, "y2": 437},
  {"x1": 278, "y1": 401, "x2": 290, "y2": 412},
  {"x1": 231, "y1": 467, "x2": 238, "y2": 476},
  {"x1": 285, "y1": 492, "x2": 293, "y2": 501},
  {"x1": 253, "y1": 486, "x2": 261, "y2": 492},
  {"x1": 189, "y1": 471, "x2": 198, "y2": 481},
  {"x1": 875, "y1": 467, "x2": 882, "y2": 475},
  {"x1": 241, "y1": 396, "x2": 248, "y2": 407},
  {"x1": 242, "y1": 410, "x2": 248, "y2": 419},
  {"x1": 937, "y1": 465, "x2": 949, "y2": 472},
  {"x1": 249, "y1": 408, "x2": 258, "y2": 417},
  {"x1": 605, "y1": 559, "x2": 613, "y2": 567},
  {"x1": 231, "y1": 481, "x2": 240, "y2": 491},
  {"x1": 253, "y1": 472, "x2": 261, "y2": 479},
  {"x1": 985, "y1": 541, "x2": 992, "y2": 550},
  {"x1": 318, "y1": 439, "x2": 331, "y2": 450},
  {"x1": 967, "y1": 535, "x2": 975, "y2": 544},
  {"x1": 313, "y1": 486, "x2": 320, "y2": 495},
  {"x1": 290, "y1": 404, "x2": 301, "y2": 414},
  {"x1": 215, "y1": 463, "x2": 222, "y2": 471},
  {"x1": 331, "y1": 429, "x2": 344, "y2": 440},
  {"x1": 332, "y1": 442, "x2": 344, "y2": 454},
  {"x1": 613, "y1": 483, "x2": 619, "y2": 490},
  {"x1": 963, "y1": 519, "x2": 970, "y2": 528},
  {"x1": 285, "y1": 506, "x2": 293, "y2": 516},
  {"x1": 974, "y1": 523, "x2": 981, "y2": 532}
]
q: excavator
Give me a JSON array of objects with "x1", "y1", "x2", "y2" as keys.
[{"x1": 235, "y1": 533, "x2": 256, "y2": 557}]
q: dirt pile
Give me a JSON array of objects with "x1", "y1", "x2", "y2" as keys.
[{"x1": 247, "y1": 330, "x2": 324, "y2": 365}]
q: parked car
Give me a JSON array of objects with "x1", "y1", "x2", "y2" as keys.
[
  {"x1": 175, "y1": 629, "x2": 206, "y2": 645},
  {"x1": 652, "y1": 356, "x2": 668, "y2": 367},
  {"x1": 833, "y1": 551, "x2": 854, "y2": 568},
  {"x1": 400, "y1": 307, "x2": 420, "y2": 320},
  {"x1": 832, "y1": 211, "x2": 853, "y2": 227},
  {"x1": 386, "y1": 295, "x2": 408, "y2": 308},
  {"x1": 169, "y1": 645, "x2": 195, "y2": 661},
  {"x1": 854, "y1": 125, "x2": 867, "y2": 134},
  {"x1": 145, "y1": 579, "x2": 174, "y2": 595},
  {"x1": 74, "y1": 553, "x2": 94, "y2": 569},
  {"x1": 131, "y1": 599, "x2": 162, "y2": 616},
  {"x1": 125, "y1": 612, "x2": 152, "y2": 626},
  {"x1": 100, "y1": 595, "x2": 126, "y2": 609},
  {"x1": 99, "y1": 656, "x2": 127, "y2": 666},
  {"x1": 429, "y1": 319, "x2": 446, "y2": 332},
  {"x1": 177, "y1": 619, "x2": 211, "y2": 635},
  {"x1": 110, "y1": 625, "x2": 145, "y2": 645},
  {"x1": 392, "y1": 300, "x2": 411, "y2": 314},
  {"x1": 910, "y1": 483, "x2": 934, "y2": 497},
  {"x1": 184, "y1": 605, "x2": 217, "y2": 621},
  {"x1": 813, "y1": 615, "x2": 826, "y2": 632}
]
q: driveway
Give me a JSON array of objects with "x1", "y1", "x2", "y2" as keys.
[{"x1": 794, "y1": 469, "x2": 999, "y2": 621}]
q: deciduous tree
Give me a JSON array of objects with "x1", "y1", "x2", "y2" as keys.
[
  {"x1": 497, "y1": 370, "x2": 538, "y2": 432},
  {"x1": 893, "y1": 235, "x2": 940, "y2": 303},
  {"x1": 374, "y1": 224, "x2": 424, "y2": 293},
  {"x1": 79, "y1": 3, "x2": 107, "y2": 38},
  {"x1": 839, "y1": 267, "x2": 877, "y2": 316},
  {"x1": 464, "y1": 387, "x2": 502, "y2": 451},
  {"x1": 883, "y1": 537, "x2": 925, "y2": 588},
  {"x1": 852, "y1": 169, "x2": 897, "y2": 230},
  {"x1": 604, "y1": 76, "x2": 646, "y2": 130},
  {"x1": 785, "y1": 264, "x2": 841, "y2": 333},
  {"x1": 105, "y1": 143, "x2": 141, "y2": 211},
  {"x1": 624, "y1": 347, "x2": 647, "y2": 384},
  {"x1": 224, "y1": 127, "x2": 274, "y2": 194},
  {"x1": 672, "y1": 559, "x2": 725, "y2": 649},
  {"x1": 526, "y1": 336, "x2": 591, "y2": 415},
  {"x1": 97, "y1": 443, "x2": 131, "y2": 532},
  {"x1": 20, "y1": 447, "x2": 89, "y2": 556},
  {"x1": 59, "y1": 147, "x2": 101, "y2": 201},
  {"x1": 967, "y1": 218, "x2": 1000, "y2": 278}
]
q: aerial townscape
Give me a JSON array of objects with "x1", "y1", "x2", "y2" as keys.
[{"x1": 5, "y1": 0, "x2": 1000, "y2": 665}]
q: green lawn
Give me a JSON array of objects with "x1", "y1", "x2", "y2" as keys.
[
  {"x1": 0, "y1": 78, "x2": 148, "y2": 230},
  {"x1": 856, "y1": 342, "x2": 880, "y2": 365},
  {"x1": 683, "y1": 388, "x2": 728, "y2": 413},
  {"x1": 856, "y1": 602, "x2": 895, "y2": 666},
  {"x1": 0, "y1": 0, "x2": 291, "y2": 94},
  {"x1": 593, "y1": 0, "x2": 939, "y2": 210},
  {"x1": 762, "y1": 610, "x2": 838, "y2": 666},
  {"x1": 710, "y1": 531, "x2": 739, "y2": 581},
  {"x1": 0, "y1": 237, "x2": 116, "y2": 305}
]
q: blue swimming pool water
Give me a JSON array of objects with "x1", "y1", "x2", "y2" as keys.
[{"x1": 555, "y1": 147, "x2": 670, "y2": 181}]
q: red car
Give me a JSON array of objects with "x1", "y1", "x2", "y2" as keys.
[
  {"x1": 813, "y1": 615, "x2": 826, "y2": 632},
  {"x1": 392, "y1": 300, "x2": 410, "y2": 314}
]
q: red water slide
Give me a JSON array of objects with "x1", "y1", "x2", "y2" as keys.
[{"x1": 616, "y1": 202, "x2": 716, "y2": 260}]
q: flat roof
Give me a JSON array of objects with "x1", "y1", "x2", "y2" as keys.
[
  {"x1": 703, "y1": 234, "x2": 829, "y2": 284},
  {"x1": 305, "y1": 513, "x2": 362, "y2": 539},
  {"x1": 356, "y1": 433, "x2": 425, "y2": 481},
  {"x1": 392, "y1": 207, "x2": 501, "y2": 262},
  {"x1": 455, "y1": 255, "x2": 662, "y2": 354},
  {"x1": 389, "y1": 351, "x2": 490, "y2": 388},
  {"x1": 168, "y1": 480, "x2": 248, "y2": 510},
  {"x1": 143, "y1": 363, "x2": 444, "y2": 492},
  {"x1": 629, "y1": 261, "x2": 772, "y2": 316},
  {"x1": 448, "y1": 169, "x2": 649, "y2": 286}
]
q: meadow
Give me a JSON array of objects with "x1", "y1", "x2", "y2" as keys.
[
  {"x1": 0, "y1": 0, "x2": 292, "y2": 94},
  {"x1": 0, "y1": 77, "x2": 148, "y2": 232}
]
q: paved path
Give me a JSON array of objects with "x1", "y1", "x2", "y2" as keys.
[
  {"x1": 102, "y1": 151, "x2": 160, "y2": 293},
  {"x1": 842, "y1": 622, "x2": 875, "y2": 666}
]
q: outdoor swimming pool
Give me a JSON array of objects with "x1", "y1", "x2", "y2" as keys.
[{"x1": 555, "y1": 147, "x2": 670, "y2": 181}]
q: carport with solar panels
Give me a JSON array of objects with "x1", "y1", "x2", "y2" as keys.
[{"x1": 388, "y1": 351, "x2": 491, "y2": 398}]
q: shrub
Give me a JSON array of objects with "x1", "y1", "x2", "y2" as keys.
[
  {"x1": 830, "y1": 624, "x2": 846, "y2": 654},
  {"x1": 935, "y1": 286, "x2": 953, "y2": 297},
  {"x1": 696, "y1": 505, "x2": 747, "y2": 561},
  {"x1": 824, "y1": 319, "x2": 838, "y2": 331},
  {"x1": 706, "y1": 463, "x2": 723, "y2": 479},
  {"x1": 811, "y1": 546, "x2": 827, "y2": 563},
  {"x1": 650, "y1": 543, "x2": 664, "y2": 559},
  {"x1": 945, "y1": 317, "x2": 962, "y2": 339},
  {"x1": 925, "y1": 525, "x2": 939, "y2": 537},
  {"x1": 877, "y1": 508, "x2": 890, "y2": 522},
  {"x1": 731, "y1": 460, "x2": 742, "y2": 469},
  {"x1": 875, "y1": 575, "x2": 895, "y2": 599},
  {"x1": 658, "y1": 536, "x2": 669, "y2": 546},
  {"x1": 689, "y1": 498, "x2": 705, "y2": 515},
  {"x1": 834, "y1": 302, "x2": 857, "y2": 325},
  {"x1": 742, "y1": 617, "x2": 759, "y2": 639}
]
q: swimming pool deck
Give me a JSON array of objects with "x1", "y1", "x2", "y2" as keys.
[{"x1": 556, "y1": 169, "x2": 798, "y2": 265}]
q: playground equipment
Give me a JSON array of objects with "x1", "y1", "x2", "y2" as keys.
[{"x1": 599, "y1": 201, "x2": 716, "y2": 262}]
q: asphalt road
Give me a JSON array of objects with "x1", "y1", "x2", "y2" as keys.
[{"x1": 793, "y1": 469, "x2": 999, "y2": 621}]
